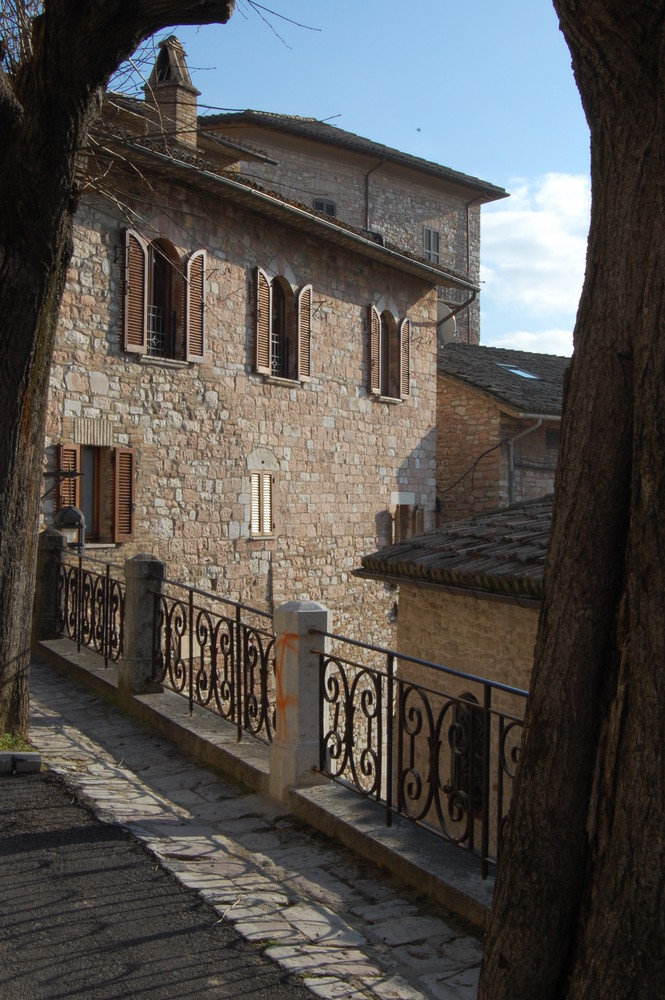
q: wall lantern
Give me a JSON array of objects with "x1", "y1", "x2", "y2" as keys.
[{"x1": 56, "y1": 506, "x2": 86, "y2": 552}]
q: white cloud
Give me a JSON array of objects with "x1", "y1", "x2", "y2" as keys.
[{"x1": 479, "y1": 172, "x2": 590, "y2": 355}]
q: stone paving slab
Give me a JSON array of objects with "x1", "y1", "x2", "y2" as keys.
[{"x1": 28, "y1": 661, "x2": 483, "y2": 999}]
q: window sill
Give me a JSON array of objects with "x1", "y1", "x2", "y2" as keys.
[
  {"x1": 264, "y1": 374, "x2": 302, "y2": 387},
  {"x1": 138, "y1": 356, "x2": 190, "y2": 370},
  {"x1": 377, "y1": 395, "x2": 404, "y2": 405}
]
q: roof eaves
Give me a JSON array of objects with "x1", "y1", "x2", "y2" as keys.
[{"x1": 106, "y1": 137, "x2": 480, "y2": 290}]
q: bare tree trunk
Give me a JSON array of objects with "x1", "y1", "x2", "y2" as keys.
[
  {"x1": 0, "y1": 1, "x2": 234, "y2": 736},
  {"x1": 479, "y1": 4, "x2": 665, "y2": 997}
]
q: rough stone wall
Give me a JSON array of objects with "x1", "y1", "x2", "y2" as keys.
[
  {"x1": 45, "y1": 180, "x2": 439, "y2": 646},
  {"x1": 393, "y1": 583, "x2": 536, "y2": 851},
  {"x1": 497, "y1": 415, "x2": 559, "y2": 504},
  {"x1": 436, "y1": 377, "x2": 559, "y2": 521},
  {"x1": 211, "y1": 127, "x2": 482, "y2": 342},
  {"x1": 397, "y1": 584, "x2": 537, "y2": 700},
  {"x1": 436, "y1": 375, "x2": 503, "y2": 521}
]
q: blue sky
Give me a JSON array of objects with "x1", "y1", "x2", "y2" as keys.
[{"x1": 160, "y1": 1, "x2": 590, "y2": 357}]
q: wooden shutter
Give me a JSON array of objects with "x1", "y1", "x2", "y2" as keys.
[
  {"x1": 185, "y1": 249, "x2": 206, "y2": 362},
  {"x1": 122, "y1": 229, "x2": 148, "y2": 353},
  {"x1": 255, "y1": 268, "x2": 272, "y2": 375},
  {"x1": 399, "y1": 318, "x2": 411, "y2": 398},
  {"x1": 297, "y1": 284, "x2": 312, "y2": 381},
  {"x1": 113, "y1": 448, "x2": 135, "y2": 542},
  {"x1": 369, "y1": 305, "x2": 381, "y2": 395},
  {"x1": 250, "y1": 472, "x2": 274, "y2": 535},
  {"x1": 57, "y1": 444, "x2": 81, "y2": 510}
]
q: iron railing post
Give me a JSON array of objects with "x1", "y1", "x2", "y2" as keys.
[
  {"x1": 480, "y1": 683, "x2": 492, "y2": 878},
  {"x1": 188, "y1": 588, "x2": 194, "y2": 714},
  {"x1": 76, "y1": 551, "x2": 83, "y2": 653},
  {"x1": 235, "y1": 604, "x2": 243, "y2": 742},
  {"x1": 386, "y1": 652, "x2": 394, "y2": 828}
]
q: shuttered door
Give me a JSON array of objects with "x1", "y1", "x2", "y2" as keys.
[
  {"x1": 186, "y1": 249, "x2": 206, "y2": 361},
  {"x1": 57, "y1": 444, "x2": 81, "y2": 509},
  {"x1": 113, "y1": 448, "x2": 135, "y2": 542},
  {"x1": 369, "y1": 305, "x2": 381, "y2": 395},
  {"x1": 123, "y1": 229, "x2": 148, "y2": 353},
  {"x1": 297, "y1": 284, "x2": 312, "y2": 380},
  {"x1": 399, "y1": 318, "x2": 411, "y2": 398},
  {"x1": 255, "y1": 268, "x2": 272, "y2": 375}
]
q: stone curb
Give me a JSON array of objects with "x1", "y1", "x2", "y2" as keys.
[{"x1": 0, "y1": 751, "x2": 42, "y2": 774}]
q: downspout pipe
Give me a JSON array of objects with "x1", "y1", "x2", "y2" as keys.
[
  {"x1": 507, "y1": 419, "x2": 543, "y2": 504},
  {"x1": 365, "y1": 158, "x2": 385, "y2": 232}
]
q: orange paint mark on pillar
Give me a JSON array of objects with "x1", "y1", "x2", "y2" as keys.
[{"x1": 274, "y1": 631, "x2": 299, "y2": 740}]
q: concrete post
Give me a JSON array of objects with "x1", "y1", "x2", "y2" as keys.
[
  {"x1": 32, "y1": 528, "x2": 67, "y2": 645},
  {"x1": 118, "y1": 554, "x2": 165, "y2": 700},
  {"x1": 269, "y1": 600, "x2": 331, "y2": 802}
]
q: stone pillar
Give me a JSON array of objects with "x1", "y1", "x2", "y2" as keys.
[
  {"x1": 32, "y1": 528, "x2": 67, "y2": 645},
  {"x1": 118, "y1": 554, "x2": 165, "y2": 701},
  {"x1": 269, "y1": 600, "x2": 331, "y2": 802}
]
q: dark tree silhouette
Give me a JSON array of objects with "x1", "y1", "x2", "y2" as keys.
[
  {"x1": 0, "y1": 1, "x2": 235, "y2": 735},
  {"x1": 479, "y1": 3, "x2": 665, "y2": 997}
]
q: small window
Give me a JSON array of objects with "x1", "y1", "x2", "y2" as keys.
[
  {"x1": 123, "y1": 229, "x2": 205, "y2": 362},
  {"x1": 57, "y1": 444, "x2": 135, "y2": 543},
  {"x1": 546, "y1": 429, "x2": 560, "y2": 450},
  {"x1": 255, "y1": 268, "x2": 311, "y2": 382},
  {"x1": 369, "y1": 305, "x2": 410, "y2": 400},
  {"x1": 313, "y1": 198, "x2": 336, "y2": 216},
  {"x1": 423, "y1": 227, "x2": 440, "y2": 264},
  {"x1": 250, "y1": 472, "x2": 274, "y2": 536}
]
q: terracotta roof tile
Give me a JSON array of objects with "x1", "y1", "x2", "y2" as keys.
[
  {"x1": 438, "y1": 343, "x2": 570, "y2": 415},
  {"x1": 358, "y1": 495, "x2": 553, "y2": 600}
]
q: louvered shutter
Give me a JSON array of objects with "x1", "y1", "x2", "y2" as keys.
[
  {"x1": 263, "y1": 474, "x2": 274, "y2": 534},
  {"x1": 369, "y1": 305, "x2": 381, "y2": 395},
  {"x1": 57, "y1": 444, "x2": 81, "y2": 510},
  {"x1": 399, "y1": 317, "x2": 411, "y2": 398},
  {"x1": 297, "y1": 284, "x2": 312, "y2": 381},
  {"x1": 185, "y1": 249, "x2": 206, "y2": 362},
  {"x1": 255, "y1": 268, "x2": 272, "y2": 375},
  {"x1": 113, "y1": 448, "x2": 135, "y2": 542},
  {"x1": 122, "y1": 229, "x2": 148, "y2": 353}
]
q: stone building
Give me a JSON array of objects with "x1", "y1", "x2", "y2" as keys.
[
  {"x1": 43, "y1": 37, "x2": 506, "y2": 641},
  {"x1": 201, "y1": 110, "x2": 507, "y2": 348},
  {"x1": 358, "y1": 494, "x2": 550, "y2": 695},
  {"x1": 357, "y1": 495, "x2": 550, "y2": 852},
  {"x1": 436, "y1": 344, "x2": 569, "y2": 522}
]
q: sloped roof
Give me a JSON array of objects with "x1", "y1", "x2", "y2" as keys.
[
  {"x1": 202, "y1": 110, "x2": 508, "y2": 203},
  {"x1": 358, "y1": 495, "x2": 552, "y2": 601},
  {"x1": 438, "y1": 343, "x2": 570, "y2": 416}
]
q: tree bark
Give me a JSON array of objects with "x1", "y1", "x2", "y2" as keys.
[
  {"x1": 0, "y1": 0, "x2": 234, "y2": 735},
  {"x1": 479, "y1": 4, "x2": 665, "y2": 997}
]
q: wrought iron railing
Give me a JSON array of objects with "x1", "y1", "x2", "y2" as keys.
[
  {"x1": 56, "y1": 553, "x2": 125, "y2": 667},
  {"x1": 151, "y1": 579, "x2": 276, "y2": 743},
  {"x1": 314, "y1": 630, "x2": 527, "y2": 878}
]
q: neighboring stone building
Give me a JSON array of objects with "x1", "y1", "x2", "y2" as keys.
[
  {"x1": 358, "y1": 494, "x2": 551, "y2": 695},
  {"x1": 42, "y1": 37, "x2": 506, "y2": 642},
  {"x1": 357, "y1": 495, "x2": 550, "y2": 854},
  {"x1": 436, "y1": 344, "x2": 569, "y2": 522}
]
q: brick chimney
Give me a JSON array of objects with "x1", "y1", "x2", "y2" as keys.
[{"x1": 144, "y1": 36, "x2": 200, "y2": 148}]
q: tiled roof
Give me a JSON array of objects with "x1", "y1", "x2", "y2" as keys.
[
  {"x1": 358, "y1": 495, "x2": 552, "y2": 601},
  {"x1": 202, "y1": 110, "x2": 508, "y2": 202},
  {"x1": 438, "y1": 344, "x2": 570, "y2": 415}
]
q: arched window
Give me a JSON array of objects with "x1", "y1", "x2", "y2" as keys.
[
  {"x1": 369, "y1": 305, "x2": 410, "y2": 400},
  {"x1": 255, "y1": 268, "x2": 312, "y2": 382},
  {"x1": 123, "y1": 228, "x2": 206, "y2": 362}
]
